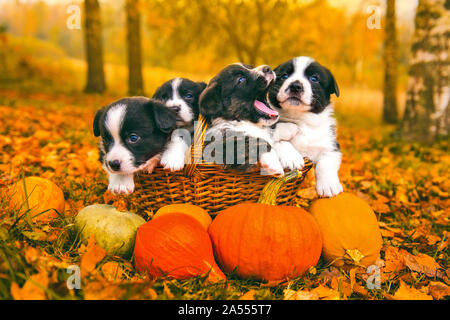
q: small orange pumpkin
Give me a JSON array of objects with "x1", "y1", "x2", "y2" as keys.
[
  {"x1": 310, "y1": 192, "x2": 383, "y2": 267},
  {"x1": 134, "y1": 213, "x2": 225, "y2": 282},
  {"x1": 9, "y1": 176, "x2": 65, "y2": 223},
  {"x1": 208, "y1": 172, "x2": 323, "y2": 281},
  {"x1": 153, "y1": 203, "x2": 212, "y2": 230}
]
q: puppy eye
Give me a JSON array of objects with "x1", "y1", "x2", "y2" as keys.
[
  {"x1": 237, "y1": 77, "x2": 246, "y2": 84},
  {"x1": 281, "y1": 74, "x2": 289, "y2": 80},
  {"x1": 309, "y1": 75, "x2": 319, "y2": 83},
  {"x1": 184, "y1": 93, "x2": 193, "y2": 99},
  {"x1": 128, "y1": 133, "x2": 140, "y2": 144}
]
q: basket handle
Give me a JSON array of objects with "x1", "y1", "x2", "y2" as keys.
[
  {"x1": 183, "y1": 115, "x2": 312, "y2": 186},
  {"x1": 184, "y1": 114, "x2": 208, "y2": 178}
]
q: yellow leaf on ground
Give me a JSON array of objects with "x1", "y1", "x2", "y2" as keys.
[
  {"x1": 349, "y1": 268, "x2": 356, "y2": 290},
  {"x1": 164, "y1": 283, "x2": 175, "y2": 299},
  {"x1": 297, "y1": 187, "x2": 318, "y2": 200},
  {"x1": 80, "y1": 235, "x2": 107, "y2": 276},
  {"x1": 425, "y1": 234, "x2": 441, "y2": 246},
  {"x1": 239, "y1": 289, "x2": 256, "y2": 300},
  {"x1": 283, "y1": 288, "x2": 319, "y2": 300},
  {"x1": 311, "y1": 285, "x2": 340, "y2": 300},
  {"x1": 148, "y1": 288, "x2": 158, "y2": 300},
  {"x1": 10, "y1": 270, "x2": 49, "y2": 300},
  {"x1": 393, "y1": 281, "x2": 432, "y2": 300},
  {"x1": 84, "y1": 281, "x2": 125, "y2": 300},
  {"x1": 403, "y1": 252, "x2": 441, "y2": 278},
  {"x1": 24, "y1": 246, "x2": 40, "y2": 264},
  {"x1": 428, "y1": 282, "x2": 450, "y2": 300},
  {"x1": 283, "y1": 289, "x2": 297, "y2": 300},
  {"x1": 383, "y1": 246, "x2": 406, "y2": 274},
  {"x1": 101, "y1": 262, "x2": 123, "y2": 282},
  {"x1": 353, "y1": 283, "x2": 369, "y2": 297}
]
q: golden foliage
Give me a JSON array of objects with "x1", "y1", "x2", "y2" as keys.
[{"x1": 0, "y1": 88, "x2": 448, "y2": 300}]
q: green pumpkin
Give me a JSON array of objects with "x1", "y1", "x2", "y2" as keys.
[{"x1": 75, "y1": 204, "x2": 146, "y2": 258}]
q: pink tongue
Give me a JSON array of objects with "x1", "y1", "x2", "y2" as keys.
[{"x1": 254, "y1": 100, "x2": 278, "y2": 118}]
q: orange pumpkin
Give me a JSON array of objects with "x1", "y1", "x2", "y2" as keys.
[
  {"x1": 9, "y1": 177, "x2": 65, "y2": 223},
  {"x1": 209, "y1": 204, "x2": 322, "y2": 281},
  {"x1": 134, "y1": 213, "x2": 225, "y2": 282},
  {"x1": 310, "y1": 192, "x2": 383, "y2": 267},
  {"x1": 208, "y1": 172, "x2": 323, "y2": 281},
  {"x1": 153, "y1": 203, "x2": 212, "y2": 230}
]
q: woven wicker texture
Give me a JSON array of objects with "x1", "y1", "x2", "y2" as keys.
[
  {"x1": 131, "y1": 162, "x2": 312, "y2": 215},
  {"x1": 126, "y1": 115, "x2": 312, "y2": 215}
]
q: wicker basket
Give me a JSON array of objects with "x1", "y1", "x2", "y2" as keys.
[{"x1": 128, "y1": 116, "x2": 313, "y2": 216}]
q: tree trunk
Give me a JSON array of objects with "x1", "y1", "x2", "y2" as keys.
[
  {"x1": 400, "y1": 0, "x2": 450, "y2": 142},
  {"x1": 126, "y1": 0, "x2": 144, "y2": 96},
  {"x1": 382, "y1": 0, "x2": 398, "y2": 124},
  {"x1": 83, "y1": 0, "x2": 106, "y2": 93}
]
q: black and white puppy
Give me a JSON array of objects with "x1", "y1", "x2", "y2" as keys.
[
  {"x1": 200, "y1": 63, "x2": 284, "y2": 175},
  {"x1": 268, "y1": 56, "x2": 343, "y2": 197},
  {"x1": 93, "y1": 97, "x2": 177, "y2": 194},
  {"x1": 152, "y1": 78, "x2": 207, "y2": 171}
]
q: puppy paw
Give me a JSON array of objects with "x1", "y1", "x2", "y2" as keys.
[
  {"x1": 260, "y1": 151, "x2": 285, "y2": 177},
  {"x1": 316, "y1": 177, "x2": 343, "y2": 198},
  {"x1": 140, "y1": 155, "x2": 161, "y2": 174},
  {"x1": 274, "y1": 141, "x2": 304, "y2": 170},
  {"x1": 160, "y1": 152, "x2": 185, "y2": 172},
  {"x1": 108, "y1": 174, "x2": 135, "y2": 195},
  {"x1": 281, "y1": 153, "x2": 304, "y2": 171},
  {"x1": 274, "y1": 122, "x2": 298, "y2": 141}
]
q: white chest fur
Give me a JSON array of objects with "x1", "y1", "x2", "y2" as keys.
[
  {"x1": 278, "y1": 107, "x2": 337, "y2": 161},
  {"x1": 209, "y1": 119, "x2": 274, "y2": 145}
]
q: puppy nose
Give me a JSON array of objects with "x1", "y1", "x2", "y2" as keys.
[
  {"x1": 108, "y1": 160, "x2": 121, "y2": 171},
  {"x1": 171, "y1": 105, "x2": 181, "y2": 112},
  {"x1": 262, "y1": 66, "x2": 272, "y2": 74},
  {"x1": 289, "y1": 81, "x2": 303, "y2": 93}
]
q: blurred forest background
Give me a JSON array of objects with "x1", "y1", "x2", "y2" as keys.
[
  {"x1": 0, "y1": 1, "x2": 416, "y2": 111},
  {"x1": 0, "y1": 0, "x2": 448, "y2": 138}
]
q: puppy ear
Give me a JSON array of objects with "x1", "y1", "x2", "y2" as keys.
[
  {"x1": 273, "y1": 65, "x2": 282, "y2": 75},
  {"x1": 152, "y1": 84, "x2": 165, "y2": 100},
  {"x1": 325, "y1": 67, "x2": 340, "y2": 97},
  {"x1": 93, "y1": 107, "x2": 106, "y2": 137},
  {"x1": 197, "y1": 81, "x2": 207, "y2": 92},
  {"x1": 199, "y1": 81, "x2": 222, "y2": 120},
  {"x1": 150, "y1": 100, "x2": 177, "y2": 133}
]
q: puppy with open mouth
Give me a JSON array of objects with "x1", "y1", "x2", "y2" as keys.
[
  {"x1": 269, "y1": 56, "x2": 343, "y2": 197},
  {"x1": 199, "y1": 63, "x2": 284, "y2": 175},
  {"x1": 93, "y1": 97, "x2": 177, "y2": 195},
  {"x1": 152, "y1": 78, "x2": 207, "y2": 171}
]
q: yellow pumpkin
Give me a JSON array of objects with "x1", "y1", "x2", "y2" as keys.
[
  {"x1": 153, "y1": 203, "x2": 212, "y2": 231},
  {"x1": 309, "y1": 192, "x2": 382, "y2": 267},
  {"x1": 9, "y1": 177, "x2": 65, "y2": 223}
]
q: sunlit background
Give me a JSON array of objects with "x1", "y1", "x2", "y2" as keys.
[{"x1": 0, "y1": 0, "x2": 421, "y2": 120}]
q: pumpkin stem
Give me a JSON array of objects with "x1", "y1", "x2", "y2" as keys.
[
  {"x1": 344, "y1": 249, "x2": 365, "y2": 265},
  {"x1": 258, "y1": 170, "x2": 302, "y2": 206}
]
